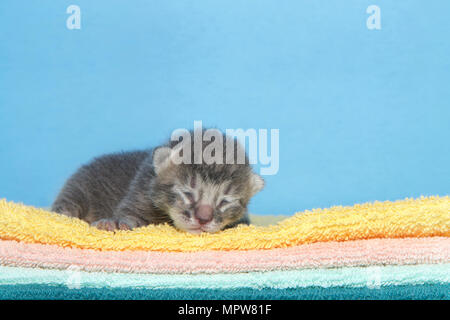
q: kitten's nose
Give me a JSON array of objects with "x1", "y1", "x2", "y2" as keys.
[{"x1": 195, "y1": 205, "x2": 213, "y2": 225}]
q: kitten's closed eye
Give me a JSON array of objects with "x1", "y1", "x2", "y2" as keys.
[
  {"x1": 218, "y1": 199, "x2": 229, "y2": 207},
  {"x1": 182, "y1": 210, "x2": 191, "y2": 217},
  {"x1": 183, "y1": 192, "x2": 195, "y2": 203}
]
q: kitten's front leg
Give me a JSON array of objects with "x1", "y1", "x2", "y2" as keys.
[
  {"x1": 91, "y1": 164, "x2": 153, "y2": 231},
  {"x1": 91, "y1": 190, "x2": 150, "y2": 231},
  {"x1": 91, "y1": 218, "x2": 119, "y2": 231},
  {"x1": 91, "y1": 209, "x2": 147, "y2": 231},
  {"x1": 91, "y1": 214, "x2": 147, "y2": 231},
  {"x1": 117, "y1": 213, "x2": 147, "y2": 230}
]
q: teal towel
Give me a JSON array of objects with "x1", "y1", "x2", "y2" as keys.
[{"x1": 0, "y1": 284, "x2": 448, "y2": 300}]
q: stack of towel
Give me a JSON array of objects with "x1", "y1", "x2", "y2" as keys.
[{"x1": 0, "y1": 196, "x2": 448, "y2": 299}]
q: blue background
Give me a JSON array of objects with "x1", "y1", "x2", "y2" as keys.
[{"x1": 0, "y1": 1, "x2": 449, "y2": 215}]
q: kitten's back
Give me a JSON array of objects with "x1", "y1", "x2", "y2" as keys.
[{"x1": 52, "y1": 150, "x2": 150, "y2": 222}]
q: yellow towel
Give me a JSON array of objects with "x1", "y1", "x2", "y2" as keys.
[{"x1": 0, "y1": 196, "x2": 448, "y2": 252}]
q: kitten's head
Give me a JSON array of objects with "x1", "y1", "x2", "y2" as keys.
[{"x1": 149, "y1": 130, "x2": 264, "y2": 234}]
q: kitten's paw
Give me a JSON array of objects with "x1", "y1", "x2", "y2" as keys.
[
  {"x1": 91, "y1": 219, "x2": 118, "y2": 231},
  {"x1": 91, "y1": 216, "x2": 146, "y2": 231},
  {"x1": 117, "y1": 216, "x2": 145, "y2": 231}
]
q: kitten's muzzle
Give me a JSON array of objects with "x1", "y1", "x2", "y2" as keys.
[{"x1": 194, "y1": 205, "x2": 214, "y2": 225}]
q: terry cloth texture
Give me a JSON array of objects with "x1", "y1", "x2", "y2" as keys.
[
  {"x1": 0, "y1": 196, "x2": 448, "y2": 252},
  {"x1": 0, "y1": 264, "x2": 448, "y2": 289},
  {"x1": 0, "y1": 284, "x2": 448, "y2": 300},
  {"x1": 0, "y1": 196, "x2": 449, "y2": 300},
  {"x1": 0, "y1": 237, "x2": 448, "y2": 274}
]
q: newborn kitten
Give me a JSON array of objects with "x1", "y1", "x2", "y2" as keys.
[{"x1": 51, "y1": 129, "x2": 264, "y2": 233}]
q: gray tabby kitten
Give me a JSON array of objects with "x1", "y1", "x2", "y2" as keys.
[{"x1": 52, "y1": 129, "x2": 264, "y2": 233}]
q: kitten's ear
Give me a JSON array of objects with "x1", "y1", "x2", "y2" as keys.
[
  {"x1": 152, "y1": 147, "x2": 173, "y2": 174},
  {"x1": 249, "y1": 172, "x2": 264, "y2": 196}
]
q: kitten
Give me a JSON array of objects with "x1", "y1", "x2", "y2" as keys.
[{"x1": 51, "y1": 129, "x2": 264, "y2": 233}]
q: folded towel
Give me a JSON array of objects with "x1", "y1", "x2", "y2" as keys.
[
  {"x1": 1, "y1": 237, "x2": 448, "y2": 274},
  {"x1": 1, "y1": 264, "x2": 448, "y2": 289},
  {"x1": 1, "y1": 283, "x2": 449, "y2": 300},
  {"x1": 1, "y1": 196, "x2": 448, "y2": 252}
]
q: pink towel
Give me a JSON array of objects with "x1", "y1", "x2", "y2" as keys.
[{"x1": 1, "y1": 237, "x2": 448, "y2": 274}]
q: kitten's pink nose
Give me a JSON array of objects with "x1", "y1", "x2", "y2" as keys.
[{"x1": 195, "y1": 205, "x2": 213, "y2": 225}]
